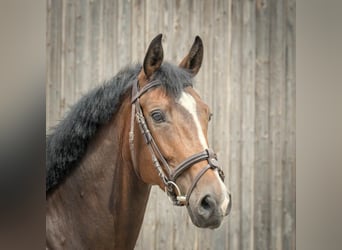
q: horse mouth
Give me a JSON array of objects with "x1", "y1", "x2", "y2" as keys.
[
  {"x1": 191, "y1": 213, "x2": 223, "y2": 229},
  {"x1": 186, "y1": 204, "x2": 224, "y2": 229}
]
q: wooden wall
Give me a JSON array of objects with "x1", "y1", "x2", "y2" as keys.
[{"x1": 47, "y1": 0, "x2": 295, "y2": 249}]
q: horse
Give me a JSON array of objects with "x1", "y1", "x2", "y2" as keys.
[{"x1": 46, "y1": 34, "x2": 231, "y2": 249}]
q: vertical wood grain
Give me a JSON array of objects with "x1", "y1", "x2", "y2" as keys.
[
  {"x1": 240, "y1": 0, "x2": 256, "y2": 249},
  {"x1": 269, "y1": 0, "x2": 286, "y2": 249},
  {"x1": 254, "y1": 0, "x2": 271, "y2": 249},
  {"x1": 47, "y1": 0, "x2": 63, "y2": 130},
  {"x1": 283, "y1": 0, "x2": 296, "y2": 249},
  {"x1": 62, "y1": 0, "x2": 76, "y2": 107},
  {"x1": 229, "y1": 0, "x2": 243, "y2": 249}
]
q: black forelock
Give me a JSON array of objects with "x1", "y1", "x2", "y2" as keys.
[
  {"x1": 46, "y1": 62, "x2": 193, "y2": 193},
  {"x1": 153, "y1": 62, "x2": 193, "y2": 98}
]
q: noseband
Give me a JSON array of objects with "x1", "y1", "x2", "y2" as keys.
[{"x1": 129, "y1": 79, "x2": 225, "y2": 206}]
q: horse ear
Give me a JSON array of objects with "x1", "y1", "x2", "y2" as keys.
[
  {"x1": 143, "y1": 34, "x2": 164, "y2": 79},
  {"x1": 179, "y1": 36, "x2": 203, "y2": 76}
]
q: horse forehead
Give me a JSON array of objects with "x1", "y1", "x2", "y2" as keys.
[
  {"x1": 176, "y1": 90, "x2": 208, "y2": 148},
  {"x1": 142, "y1": 86, "x2": 207, "y2": 111},
  {"x1": 176, "y1": 88, "x2": 207, "y2": 112},
  {"x1": 141, "y1": 87, "x2": 170, "y2": 105},
  {"x1": 177, "y1": 91, "x2": 197, "y2": 110}
]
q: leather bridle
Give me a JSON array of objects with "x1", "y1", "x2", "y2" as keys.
[{"x1": 129, "y1": 79, "x2": 225, "y2": 206}]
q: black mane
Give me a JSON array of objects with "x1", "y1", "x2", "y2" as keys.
[{"x1": 46, "y1": 62, "x2": 193, "y2": 192}]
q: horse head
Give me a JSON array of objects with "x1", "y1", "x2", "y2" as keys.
[{"x1": 130, "y1": 34, "x2": 231, "y2": 229}]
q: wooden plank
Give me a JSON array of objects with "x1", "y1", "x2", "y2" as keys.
[
  {"x1": 117, "y1": 0, "x2": 131, "y2": 68},
  {"x1": 145, "y1": 0, "x2": 162, "y2": 47},
  {"x1": 192, "y1": 0, "x2": 205, "y2": 98},
  {"x1": 240, "y1": 0, "x2": 256, "y2": 249},
  {"x1": 225, "y1": 1, "x2": 233, "y2": 247},
  {"x1": 131, "y1": 0, "x2": 146, "y2": 63},
  {"x1": 282, "y1": 0, "x2": 296, "y2": 249},
  {"x1": 60, "y1": 0, "x2": 66, "y2": 115},
  {"x1": 89, "y1": 0, "x2": 102, "y2": 86},
  {"x1": 201, "y1": 0, "x2": 214, "y2": 120},
  {"x1": 111, "y1": 0, "x2": 119, "y2": 74},
  {"x1": 254, "y1": 0, "x2": 271, "y2": 249},
  {"x1": 155, "y1": 192, "x2": 175, "y2": 250},
  {"x1": 269, "y1": 0, "x2": 286, "y2": 249},
  {"x1": 46, "y1": 0, "x2": 52, "y2": 130},
  {"x1": 98, "y1": 0, "x2": 105, "y2": 80},
  {"x1": 102, "y1": 0, "x2": 113, "y2": 79},
  {"x1": 169, "y1": 0, "x2": 186, "y2": 62},
  {"x1": 47, "y1": 0, "x2": 63, "y2": 130},
  {"x1": 229, "y1": 0, "x2": 243, "y2": 249},
  {"x1": 74, "y1": 0, "x2": 90, "y2": 98},
  {"x1": 103, "y1": 0, "x2": 117, "y2": 79},
  {"x1": 62, "y1": 0, "x2": 76, "y2": 107},
  {"x1": 136, "y1": 189, "x2": 158, "y2": 250}
]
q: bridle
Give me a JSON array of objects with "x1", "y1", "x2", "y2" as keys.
[{"x1": 129, "y1": 78, "x2": 225, "y2": 206}]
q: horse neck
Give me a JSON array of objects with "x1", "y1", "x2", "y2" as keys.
[
  {"x1": 46, "y1": 96, "x2": 151, "y2": 249},
  {"x1": 106, "y1": 97, "x2": 152, "y2": 249},
  {"x1": 110, "y1": 164, "x2": 151, "y2": 249}
]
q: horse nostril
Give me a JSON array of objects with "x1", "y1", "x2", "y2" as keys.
[
  {"x1": 201, "y1": 195, "x2": 211, "y2": 210},
  {"x1": 194, "y1": 194, "x2": 222, "y2": 228},
  {"x1": 200, "y1": 195, "x2": 216, "y2": 213}
]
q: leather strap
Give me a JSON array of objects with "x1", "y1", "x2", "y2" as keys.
[
  {"x1": 129, "y1": 104, "x2": 141, "y2": 178},
  {"x1": 185, "y1": 164, "x2": 213, "y2": 204},
  {"x1": 131, "y1": 79, "x2": 162, "y2": 103},
  {"x1": 170, "y1": 150, "x2": 210, "y2": 181}
]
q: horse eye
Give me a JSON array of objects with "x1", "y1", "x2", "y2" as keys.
[
  {"x1": 209, "y1": 113, "x2": 213, "y2": 121},
  {"x1": 151, "y1": 110, "x2": 165, "y2": 123}
]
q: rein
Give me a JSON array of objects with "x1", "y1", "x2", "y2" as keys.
[{"x1": 129, "y1": 79, "x2": 225, "y2": 206}]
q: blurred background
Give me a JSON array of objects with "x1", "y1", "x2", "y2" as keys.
[
  {"x1": 0, "y1": 1, "x2": 45, "y2": 249},
  {"x1": 46, "y1": 0, "x2": 295, "y2": 249}
]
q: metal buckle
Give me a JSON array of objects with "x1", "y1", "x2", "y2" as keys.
[{"x1": 165, "y1": 181, "x2": 187, "y2": 206}]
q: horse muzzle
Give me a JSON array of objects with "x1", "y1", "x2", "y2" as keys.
[{"x1": 187, "y1": 191, "x2": 232, "y2": 229}]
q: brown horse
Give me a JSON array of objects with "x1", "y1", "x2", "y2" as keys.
[{"x1": 46, "y1": 34, "x2": 231, "y2": 249}]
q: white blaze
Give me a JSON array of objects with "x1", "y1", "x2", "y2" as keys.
[
  {"x1": 177, "y1": 92, "x2": 208, "y2": 149},
  {"x1": 178, "y1": 91, "x2": 230, "y2": 214}
]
